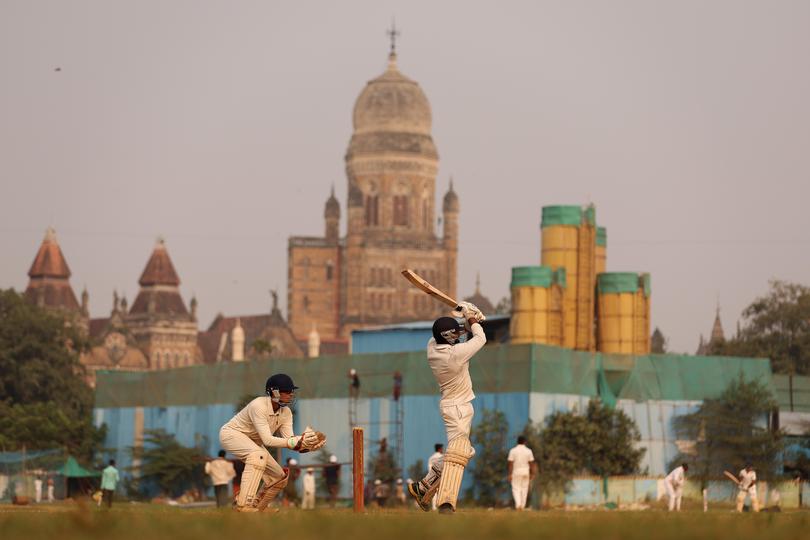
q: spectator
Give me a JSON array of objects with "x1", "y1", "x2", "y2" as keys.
[
  {"x1": 205, "y1": 450, "x2": 237, "y2": 508},
  {"x1": 100, "y1": 459, "x2": 120, "y2": 509}
]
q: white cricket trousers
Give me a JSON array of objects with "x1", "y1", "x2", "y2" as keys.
[
  {"x1": 665, "y1": 481, "x2": 682, "y2": 511},
  {"x1": 302, "y1": 491, "x2": 315, "y2": 510},
  {"x1": 511, "y1": 473, "x2": 530, "y2": 510},
  {"x1": 441, "y1": 402, "x2": 474, "y2": 445},
  {"x1": 219, "y1": 427, "x2": 285, "y2": 484}
]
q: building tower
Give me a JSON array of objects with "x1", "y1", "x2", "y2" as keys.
[
  {"x1": 25, "y1": 227, "x2": 82, "y2": 315},
  {"x1": 288, "y1": 39, "x2": 458, "y2": 347},
  {"x1": 127, "y1": 238, "x2": 200, "y2": 369}
]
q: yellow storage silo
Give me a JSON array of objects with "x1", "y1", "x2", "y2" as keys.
[
  {"x1": 596, "y1": 273, "x2": 651, "y2": 354},
  {"x1": 510, "y1": 266, "x2": 565, "y2": 345},
  {"x1": 541, "y1": 206, "x2": 581, "y2": 349},
  {"x1": 596, "y1": 227, "x2": 607, "y2": 275},
  {"x1": 541, "y1": 205, "x2": 597, "y2": 351}
]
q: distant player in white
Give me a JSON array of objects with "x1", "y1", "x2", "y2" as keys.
[
  {"x1": 507, "y1": 436, "x2": 536, "y2": 510},
  {"x1": 409, "y1": 304, "x2": 486, "y2": 513},
  {"x1": 301, "y1": 467, "x2": 316, "y2": 510},
  {"x1": 736, "y1": 465, "x2": 759, "y2": 512},
  {"x1": 219, "y1": 373, "x2": 326, "y2": 512},
  {"x1": 427, "y1": 443, "x2": 444, "y2": 510},
  {"x1": 664, "y1": 463, "x2": 688, "y2": 511}
]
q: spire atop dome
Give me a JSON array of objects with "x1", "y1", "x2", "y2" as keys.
[
  {"x1": 25, "y1": 226, "x2": 80, "y2": 312},
  {"x1": 138, "y1": 237, "x2": 181, "y2": 287}
]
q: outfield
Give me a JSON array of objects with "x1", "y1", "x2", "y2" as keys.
[{"x1": 1, "y1": 505, "x2": 807, "y2": 540}]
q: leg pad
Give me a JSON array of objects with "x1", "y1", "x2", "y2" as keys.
[{"x1": 435, "y1": 437, "x2": 473, "y2": 511}]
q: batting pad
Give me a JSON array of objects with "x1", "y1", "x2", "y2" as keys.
[
  {"x1": 255, "y1": 472, "x2": 289, "y2": 512},
  {"x1": 236, "y1": 450, "x2": 268, "y2": 508},
  {"x1": 435, "y1": 437, "x2": 473, "y2": 510}
]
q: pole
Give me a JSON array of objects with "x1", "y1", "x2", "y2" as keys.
[{"x1": 352, "y1": 427, "x2": 364, "y2": 512}]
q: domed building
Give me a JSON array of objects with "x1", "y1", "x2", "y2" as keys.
[{"x1": 287, "y1": 46, "x2": 459, "y2": 348}]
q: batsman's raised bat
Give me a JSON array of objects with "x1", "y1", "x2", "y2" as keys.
[
  {"x1": 401, "y1": 269, "x2": 460, "y2": 310},
  {"x1": 723, "y1": 470, "x2": 740, "y2": 485}
]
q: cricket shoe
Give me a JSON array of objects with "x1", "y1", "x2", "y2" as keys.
[{"x1": 408, "y1": 482, "x2": 431, "y2": 512}]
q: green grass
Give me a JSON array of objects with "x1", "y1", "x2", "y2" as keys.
[{"x1": 1, "y1": 504, "x2": 808, "y2": 540}]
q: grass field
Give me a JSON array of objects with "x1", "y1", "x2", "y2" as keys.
[{"x1": 1, "y1": 504, "x2": 808, "y2": 540}]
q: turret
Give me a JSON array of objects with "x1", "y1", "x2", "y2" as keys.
[
  {"x1": 308, "y1": 324, "x2": 321, "y2": 358},
  {"x1": 231, "y1": 318, "x2": 245, "y2": 362},
  {"x1": 325, "y1": 186, "x2": 340, "y2": 244},
  {"x1": 442, "y1": 178, "x2": 459, "y2": 250}
]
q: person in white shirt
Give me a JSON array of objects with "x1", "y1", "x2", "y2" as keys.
[
  {"x1": 205, "y1": 450, "x2": 237, "y2": 508},
  {"x1": 427, "y1": 443, "x2": 444, "y2": 510},
  {"x1": 664, "y1": 463, "x2": 688, "y2": 511},
  {"x1": 736, "y1": 465, "x2": 759, "y2": 512},
  {"x1": 301, "y1": 468, "x2": 316, "y2": 510},
  {"x1": 219, "y1": 373, "x2": 326, "y2": 512},
  {"x1": 507, "y1": 436, "x2": 536, "y2": 510},
  {"x1": 408, "y1": 306, "x2": 487, "y2": 514},
  {"x1": 34, "y1": 477, "x2": 43, "y2": 503}
]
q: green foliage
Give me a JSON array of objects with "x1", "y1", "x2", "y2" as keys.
[
  {"x1": 651, "y1": 327, "x2": 668, "y2": 353},
  {"x1": 671, "y1": 376, "x2": 784, "y2": 487},
  {"x1": 712, "y1": 280, "x2": 810, "y2": 374},
  {"x1": 522, "y1": 400, "x2": 644, "y2": 501},
  {"x1": 234, "y1": 393, "x2": 256, "y2": 413},
  {"x1": 130, "y1": 429, "x2": 207, "y2": 497},
  {"x1": 406, "y1": 458, "x2": 425, "y2": 483},
  {"x1": 251, "y1": 339, "x2": 273, "y2": 357},
  {"x1": 468, "y1": 409, "x2": 509, "y2": 506},
  {"x1": 0, "y1": 289, "x2": 104, "y2": 462},
  {"x1": 495, "y1": 296, "x2": 511, "y2": 315},
  {"x1": 370, "y1": 439, "x2": 399, "y2": 483}
]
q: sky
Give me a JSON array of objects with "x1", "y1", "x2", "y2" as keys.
[{"x1": 1, "y1": 1, "x2": 808, "y2": 353}]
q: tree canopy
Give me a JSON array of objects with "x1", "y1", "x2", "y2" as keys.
[
  {"x1": 523, "y1": 400, "x2": 644, "y2": 500},
  {"x1": 671, "y1": 377, "x2": 784, "y2": 487},
  {"x1": 468, "y1": 409, "x2": 510, "y2": 506},
  {"x1": 130, "y1": 429, "x2": 207, "y2": 497},
  {"x1": 712, "y1": 280, "x2": 810, "y2": 374},
  {"x1": 0, "y1": 289, "x2": 104, "y2": 461}
]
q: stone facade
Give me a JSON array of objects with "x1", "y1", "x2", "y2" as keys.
[{"x1": 288, "y1": 51, "x2": 459, "y2": 346}]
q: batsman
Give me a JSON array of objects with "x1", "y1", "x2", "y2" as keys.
[
  {"x1": 219, "y1": 373, "x2": 326, "y2": 512},
  {"x1": 408, "y1": 302, "x2": 487, "y2": 513}
]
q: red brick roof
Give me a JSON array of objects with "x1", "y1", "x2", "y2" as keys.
[
  {"x1": 138, "y1": 239, "x2": 181, "y2": 286},
  {"x1": 28, "y1": 227, "x2": 71, "y2": 279}
]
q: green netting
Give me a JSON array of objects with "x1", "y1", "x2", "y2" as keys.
[
  {"x1": 597, "y1": 272, "x2": 650, "y2": 297},
  {"x1": 510, "y1": 266, "x2": 567, "y2": 289},
  {"x1": 95, "y1": 345, "x2": 774, "y2": 408},
  {"x1": 774, "y1": 374, "x2": 810, "y2": 412},
  {"x1": 596, "y1": 227, "x2": 607, "y2": 247},
  {"x1": 541, "y1": 205, "x2": 582, "y2": 227},
  {"x1": 511, "y1": 266, "x2": 553, "y2": 288}
]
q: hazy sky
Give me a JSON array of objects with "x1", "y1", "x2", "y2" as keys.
[{"x1": 1, "y1": 1, "x2": 808, "y2": 353}]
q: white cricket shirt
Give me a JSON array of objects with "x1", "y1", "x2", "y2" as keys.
[
  {"x1": 665, "y1": 466, "x2": 685, "y2": 488},
  {"x1": 427, "y1": 322, "x2": 487, "y2": 407},
  {"x1": 222, "y1": 396, "x2": 294, "y2": 448},
  {"x1": 738, "y1": 469, "x2": 757, "y2": 491},
  {"x1": 205, "y1": 458, "x2": 236, "y2": 486},
  {"x1": 507, "y1": 443, "x2": 535, "y2": 476}
]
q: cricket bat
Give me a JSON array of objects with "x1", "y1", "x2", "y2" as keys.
[
  {"x1": 401, "y1": 269, "x2": 460, "y2": 310},
  {"x1": 723, "y1": 470, "x2": 740, "y2": 485}
]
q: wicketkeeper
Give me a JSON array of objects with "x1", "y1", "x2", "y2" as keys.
[
  {"x1": 408, "y1": 302, "x2": 486, "y2": 513},
  {"x1": 219, "y1": 373, "x2": 326, "y2": 512}
]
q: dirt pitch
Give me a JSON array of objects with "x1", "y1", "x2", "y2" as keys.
[{"x1": 1, "y1": 504, "x2": 808, "y2": 540}]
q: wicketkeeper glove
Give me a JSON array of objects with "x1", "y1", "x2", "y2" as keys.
[{"x1": 290, "y1": 427, "x2": 327, "y2": 453}]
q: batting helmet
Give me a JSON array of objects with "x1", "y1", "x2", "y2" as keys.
[{"x1": 433, "y1": 317, "x2": 462, "y2": 345}]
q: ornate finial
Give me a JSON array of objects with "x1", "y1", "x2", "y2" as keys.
[
  {"x1": 475, "y1": 272, "x2": 481, "y2": 294},
  {"x1": 449, "y1": 176, "x2": 455, "y2": 191},
  {"x1": 387, "y1": 18, "x2": 400, "y2": 56},
  {"x1": 44, "y1": 226, "x2": 57, "y2": 242},
  {"x1": 156, "y1": 235, "x2": 165, "y2": 247},
  {"x1": 331, "y1": 183, "x2": 335, "y2": 198},
  {"x1": 270, "y1": 289, "x2": 279, "y2": 312}
]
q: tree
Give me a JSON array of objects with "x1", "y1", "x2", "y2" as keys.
[
  {"x1": 713, "y1": 280, "x2": 810, "y2": 374},
  {"x1": 0, "y1": 289, "x2": 104, "y2": 462},
  {"x1": 651, "y1": 327, "x2": 668, "y2": 353},
  {"x1": 522, "y1": 400, "x2": 644, "y2": 502},
  {"x1": 131, "y1": 429, "x2": 207, "y2": 497},
  {"x1": 370, "y1": 437, "x2": 399, "y2": 484},
  {"x1": 671, "y1": 377, "x2": 784, "y2": 488},
  {"x1": 407, "y1": 458, "x2": 425, "y2": 484},
  {"x1": 468, "y1": 409, "x2": 509, "y2": 506},
  {"x1": 495, "y1": 296, "x2": 511, "y2": 315}
]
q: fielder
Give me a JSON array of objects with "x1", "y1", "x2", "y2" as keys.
[
  {"x1": 664, "y1": 463, "x2": 688, "y2": 511},
  {"x1": 427, "y1": 443, "x2": 444, "y2": 510},
  {"x1": 219, "y1": 373, "x2": 326, "y2": 512},
  {"x1": 408, "y1": 303, "x2": 486, "y2": 513},
  {"x1": 507, "y1": 436, "x2": 536, "y2": 510},
  {"x1": 736, "y1": 465, "x2": 760, "y2": 512}
]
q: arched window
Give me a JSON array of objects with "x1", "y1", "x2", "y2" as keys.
[
  {"x1": 393, "y1": 196, "x2": 409, "y2": 226},
  {"x1": 365, "y1": 195, "x2": 379, "y2": 226},
  {"x1": 326, "y1": 261, "x2": 334, "y2": 281}
]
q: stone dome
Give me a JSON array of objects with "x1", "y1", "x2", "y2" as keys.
[{"x1": 352, "y1": 53, "x2": 432, "y2": 136}]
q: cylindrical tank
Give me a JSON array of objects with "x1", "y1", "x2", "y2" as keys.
[
  {"x1": 596, "y1": 227, "x2": 607, "y2": 275},
  {"x1": 510, "y1": 266, "x2": 565, "y2": 345},
  {"x1": 596, "y1": 273, "x2": 651, "y2": 354},
  {"x1": 541, "y1": 206, "x2": 581, "y2": 349}
]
